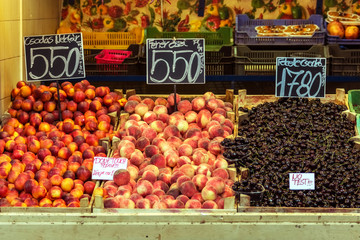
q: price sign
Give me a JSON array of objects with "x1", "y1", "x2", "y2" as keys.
[
  {"x1": 92, "y1": 157, "x2": 128, "y2": 180},
  {"x1": 276, "y1": 57, "x2": 326, "y2": 98},
  {"x1": 289, "y1": 173, "x2": 315, "y2": 190},
  {"x1": 146, "y1": 38, "x2": 205, "y2": 84},
  {"x1": 24, "y1": 33, "x2": 85, "y2": 82}
]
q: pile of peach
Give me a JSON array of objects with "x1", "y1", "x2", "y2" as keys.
[
  {"x1": 99, "y1": 92, "x2": 235, "y2": 209},
  {"x1": 0, "y1": 80, "x2": 123, "y2": 207}
]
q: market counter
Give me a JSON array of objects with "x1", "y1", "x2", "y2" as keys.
[{"x1": 0, "y1": 212, "x2": 359, "y2": 240}]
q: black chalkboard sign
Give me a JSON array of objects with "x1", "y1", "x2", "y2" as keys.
[
  {"x1": 146, "y1": 39, "x2": 205, "y2": 84},
  {"x1": 276, "y1": 57, "x2": 326, "y2": 98},
  {"x1": 24, "y1": 33, "x2": 85, "y2": 82}
]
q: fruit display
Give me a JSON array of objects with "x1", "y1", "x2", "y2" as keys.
[
  {"x1": 326, "y1": 12, "x2": 360, "y2": 39},
  {"x1": 0, "y1": 80, "x2": 125, "y2": 208},
  {"x1": 97, "y1": 92, "x2": 236, "y2": 209},
  {"x1": 223, "y1": 97, "x2": 360, "y2": 208}
]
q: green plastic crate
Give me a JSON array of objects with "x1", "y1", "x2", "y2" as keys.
[
  {"x1": 348, "y1": 90, "x2": 360, "y2": 114},
  {"x1": 144, "y1": 27, "x2": 233, "y2": 51}
]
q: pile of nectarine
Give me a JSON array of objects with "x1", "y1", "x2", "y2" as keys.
[
  {"x1": 0, "y1": 80, "x2": 124, "y2": 207},
  {"x1": 99, "y1": 92, "x2": 235, "y2": 209}
]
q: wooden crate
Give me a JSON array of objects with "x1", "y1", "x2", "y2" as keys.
[
  {"x1": 0, "y1": 181, "x2": 100, "y2": 213},
  {"x1": 234, "y1": 88, "x2": 360, "y2": 211},
  {"x1": 92, "y1": 146, "x2": 238, "y2": 213}
]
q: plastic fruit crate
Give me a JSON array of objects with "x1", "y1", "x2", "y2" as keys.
[
  {"x1": 139, "y1": 45, "x2": 234, "y2": 76},
  {"x1": 325, "y1": 21, "x2": 360, "y2": 45},
  {"x1": 327, "y1": 45, "x2": 360, "y2": 76},
  {"x1": 235, "y1": 14, "x2": 325, "y2": 45},
  {"x1": 82, "y1": 31, "x2": 143, "y2": 50},
  {"x1": 234, "y1": 45, "x2": 327, "y2": 76},
  {"x1": 95, "y1": 50, "x2": 132, "y2": 64},
  {"x1": 84, "y1": 44, "x2": 140, "y2": 76},
  {"x1": 348, "y1": 90, "x2": 360, "y2": 114},
  {"x1": 144, "y1": 27, "x2": 233, "y2": 51}
]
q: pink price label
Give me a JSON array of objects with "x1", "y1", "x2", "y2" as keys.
[{"x1": 289, "y1": 173, "x2": 315, "y2": 190}]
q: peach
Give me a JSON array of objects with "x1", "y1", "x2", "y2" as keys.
[
  {"x1": 32, "y1": 185, "x2": 47, "y2": 199},
  {"x1": 141, "y1": 98, "x2": 155, "y2": 111},
  {"x1": 192, "y1": 149, "x2": 209, "y2": 165},
  {"x1": 134, "y1": 103, "x2": 149, "y2": 117},
  {"x1": 104, "y1": 197, "x2": 121, "y2": 208},
  {"x1": 126, "y1": 125, "x2": 142, "y2": 139},
  {"x1": 140, "y1": 170, "x2": 156, "y2": 184},
  {"x1": 76, "y1": 166, "x2": 92, "y2": 182},
  {"x1": 158, "y1": 173, "x2": 171, "y2": 185},
  {"x1": 177, "y1": 144, "x2": 192, "y2": 157},
  {"x1": 167, "y1": 93, "x2": 181, "y2": 106},
  {"x1": 144, "y1": 145, "x2": 160, "y2": 158},
  {"x1": 85, "y1": 134, "x2": 99, "y2": 147},
  {"x1": 202, "y1": 200, "x2": 218, "y2": 209},
  {"x1": 103, "y1": 94, "x2": 114, "y2": 107},
  {"x1": 212, "y1": 168, "x2": 229, "y2": 180},
  {"x1": 206, "y1": 177, "x2": 225, "y2": 194},
  {"x1": 49, "y1": 186, "x2": 63, "y2": 200},
  {"x1": 176, "y1": 195, "x2": 190, "y2": 205},
  {"x1": 208, "y1": 139, "x2": 222, "y2": 155},
  {"x1": 201, "y1": 185, "x2": 217, "y2": 201},
  {"x1": 113, "y1": 169, "x2": 130, "y2": 186},
  {"x1": 84, "y1": 88, "x2": 95, "y2": 100},
  {"x1": 44, "y1": 101, "x2": 56, "y2": 113},
  {"x1": 149, "y1": 120, "x2": 166, "y2": 133},
  {"x1": 176, "y1": 175, "x2": 191, "y2": 188},
  {"x1": 136, "y1": 180, "x2": 153, "y2": 197},
  {"x1": 104, "y1": 185, "x2": 118, "y2": 197},
  {"x1": 63, "y1": 170, "x2": 75, "y2": 180},
  {"x1": 126, "y1": 165, "x2": 139, "y2": 182},
  {"x1": 82, "y1": 181, "x2": 95, "y2": 195},
  {"x1": 129, "y1": 193, "x2": 143, "y2": 205},
  {"x1": 162, "y1": 125, "x2": 180, "y2": 140},
  {"x1": 61, "y1": 178, "x2": 74, "y2": 192},
  {"x1": 53, "y1": 198, "x2": 66, "y2": 207},
  {"x1": 192, "y1": 174, "x2": 208, "y2": 191},
  {"x1": 196, "y1": 109, "x2": 212, "y2": 128},
  {"x1": 73, "y1": 90, "x2": 86, "y2": 103},
  {"x1": 165, "y1": 153, "x2": 179, "y2": 168},
  {"x1": 184, "y1": 128, "x2": 202, "y2": 140},
  {"x1": 154, "y1": 97, "x2": 167, "y2": 106},
  {"x1": 128, "y1": 95, "x2": 141, "y2": 103},
  {"x1": 128, "y1": 113, "x2": 141, "y2": 121},
  {"x1": 185, "y1": 199, "x2": 202, "y2": 209},
  {"x1": 170, "y1": 171, "x2": 185, "y2": 185},
  {"x1": 179, "y1": 164, "x2": 195, "y2": 178},
  {"x1": 145, "y1": 194, "x2": 160, "y2": 207},
  {"x1": 167, "y1": 199, "x2": 184, "y2": 208},
  {"x1": 179, "y1": 180, "x2": 198, "y2": 198},
  {"x1": 198, "y1": 138, "x2": 210, "y2": 150},
  {"x1": 70, "y1": 188, "x2": 84, "y2": 199},
  {"x1": 152, "y1": 200, "x2": 168, "y2": 209},
  {"x1": 150, "y1": 154, "x2": 166, "y2": 168},
  {"x1": 153, "y1": 180, "x2": 169, "y2": 193},
  {"x1": 166, "y1": 185, "x2": 180, "y2": 199},
  {"x1": 153, "y1": 105, "x2": 168, "y2": 115},
  {"x1": 20, "y1": 85, "x2": 32, "y2": 98},
  {"x1": 136, "y1": 198, "x2": 151, "y2": 209},
  {"x1": 191, "y1": 97, "x2": 206, "y2": 111},
  {"x1": 177, "y1": 100, "x2": 192, "y2": 114},
  {"x1": 115, "y1": 186, "x2": 132, "y2": 199},
  {"x1": 143, "y1": 111, "x2": 157, "y2": 124},
  {"x1": 206, "y1": 99, "x2": 218, "y2": 112},
  {"x1": 124, "y1": 100, "x2": 138, "y2": 114},
  {"x1": 18, "y1": 111, "x2": 29, "y2": 124},
  {"x1": 196, "y1": 163, "x2": 212, "y2": 177},
  {"x1": 221, "y1": 185, "x2": 234, "y2": 198},
  {"x1": 120, "y1": 198, "x2": 136, "y2": 208}
]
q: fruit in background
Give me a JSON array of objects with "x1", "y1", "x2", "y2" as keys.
[
  {"x1": 345, "y1": 26, "x2": 359, "y2": 39},
  {"x1": 327, "y1": 20, "x2": 345, "y2": 38}
]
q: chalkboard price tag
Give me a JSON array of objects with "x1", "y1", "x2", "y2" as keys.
[
  {"x1": 24, "y1": 33, "x2": 85, "y2": 82},
  {"x1": 146, "y1": 38, "x2": 205, "y2": 85},
  {"x1": 276, "y1": 57, "x2": 326, "y2": 98}
]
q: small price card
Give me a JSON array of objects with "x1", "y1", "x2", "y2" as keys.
[
  {"x1": 92, "y1": 157, "x2": 128, "y2": 180},
  {"x1": 289, "y1": 173, "x2": 315, "y2": 190}
]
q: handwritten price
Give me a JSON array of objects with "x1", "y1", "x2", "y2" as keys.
[
  {"x1": 277, "y1": 68, "x2": 323, "y2": 98},
  {"x1": 150, "y1": 50, "x2": 203, "y2": 84}
]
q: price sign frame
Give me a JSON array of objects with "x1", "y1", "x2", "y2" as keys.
[
  {"x1": 146, "y1": 38, "x2": 205, "y2": 85},
  {"x1": 275, "y1": 57, "x2": 326, "y2": 98},
  {"x1": 24, "y1": 33, "x2": 85, "y2": 82}
]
